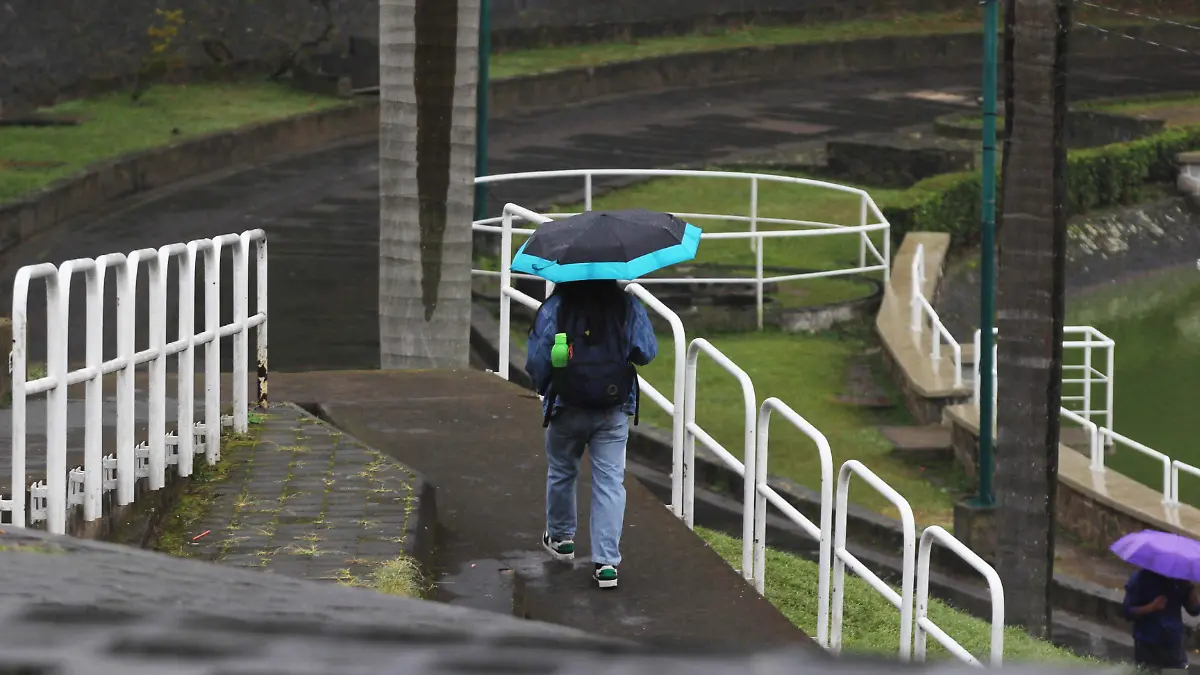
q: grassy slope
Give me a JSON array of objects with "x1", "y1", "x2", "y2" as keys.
[
  {"x1": 699, "y1": 528, "x2": 1090, "y2": 664},
  {"x1": 0, "y1": 81, "x2": 349, "y2": 202}
]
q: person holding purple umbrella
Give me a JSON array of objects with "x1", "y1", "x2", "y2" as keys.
[{"x1": 1113, "y1": 530, "x2": 1200, "y2": 672}]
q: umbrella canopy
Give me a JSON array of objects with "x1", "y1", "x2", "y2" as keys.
[
  {"x1": 1111, "y1": 529, "x2": 1200, "y2": 582},
  {"x1": 510, "y1": 209, "x2": 702, "y2": 283}
]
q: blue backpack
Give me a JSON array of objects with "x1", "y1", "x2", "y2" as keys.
[{"x1": 543, "y1": 296, "x2": 640, "y2": 427}]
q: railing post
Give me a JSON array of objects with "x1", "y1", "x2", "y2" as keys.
[
  {"x1": 177, "y1": 246, "x2": 197, "y2": 477},
  {"x1": 254, "y1": 233, "x2": 269, "y2": 410},
  {"x1": 48, "y1": 265, "x2": 72, "y2": 533},
  {"x1": 117, "y1": 254, "x2": 148, "y2": 504},
  {"x1": 148, "y1": 254, "x2": 167, "y2": 490},
  {"x1": 1082, "y1": 330, "x2": 1093, "y2": 424},
  {"x1": 10, "y1": 264, "x2": 59, "y2": 528},
  {"x1": 84, "y1": 260, "x2": 116, "y2": 520},
  {"x1": 910, "y1": 245, "x2": 923, "y2": 333},
  {"x1": 749, "y1": 176, "x2": 758, "y2": 254},
  {"x1": 584, "y1": 173, "x2": 593, "y2": 212},
  {"x1": 498, "y1": 209, "x2": 513, "y2": 381},
  {"x1": 1106, "y1": 342, "x2": 1116, "y2": 442},
  {"x1": 204, "y1": 243, "x2": 222, "y2": 464},
  {"x1": 682, "y1": 347, "x2": 699, "y2": 529},
  {"x1": 859, "y1": 194, "x2": 868, "y2": 269},
  {"x1": 232, "y1": 238, "x2": 249, "y2": 433}
]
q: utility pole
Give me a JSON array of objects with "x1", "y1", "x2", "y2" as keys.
[
  {"x1": 474, "y1": 0, "x2": 490, "y2": 222},
  {"x1": 976, "y1": 0, "x2": 999, "y2": 507}
]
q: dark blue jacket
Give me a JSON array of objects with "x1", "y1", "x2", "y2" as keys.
[
  {"x1": 526, "y1": 293, "x2": 657, "y2": 418},
  {"x1": 1123, "y1": 569, "x2": 1200, "y2": 646}
]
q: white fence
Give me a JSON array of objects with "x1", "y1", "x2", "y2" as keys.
[
  {"x1": 474, "y1": 169, "x2": 891, "y2": 330},
  {"x1": 487, "y1": 198, "x2": 1003, "y2": 663},
  {"x1": 910, "y1": 244, "x2": 962, "y2": 387},
  {"x1": 832, "y1": 460, "x2": 916, "y2": 660},
  {"x1": 916, "y1": 526, "x2": 1005, "y2": 667},
  {"x1": 970, "y1": 326, "x2": 1200, "y2": 506},
  {"x1": 4, "y1": 230, "x2": 268, "y2": 534}
]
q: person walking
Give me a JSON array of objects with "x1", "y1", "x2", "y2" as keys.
[
  {"x1": 1122, "y1": 567, "x2": 1200, "y2": 672},
  {"x1": 525, "y1": 279, "x2": 657, "y2": 589}
]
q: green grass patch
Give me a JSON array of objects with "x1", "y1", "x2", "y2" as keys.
[
  {"x1": 699, "y1": 528, "x2": 1089, "y2": 664},
  {"x1": 368, "y1": 555, "x2": 427, "y2": 597},
  {"x1": 489, "y1": 7, "x2": 1188, "y2": 78},
  {"x1": 637, "y1": 327, "x2": 965, "y2": 525},
  {"x1": 0, "y1": 81, "x2": 350, "y2": 203}
]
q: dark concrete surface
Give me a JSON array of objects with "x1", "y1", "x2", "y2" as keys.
[
  {"x1": 265, "y1": 369, "x2": 814, "y2": 649},
  {"x1": 4, "y1": 55, "x2": 1199, "y2": 374},
  {"x1": 0, "y1": 529, "x2": 1106, "y2": 673}
]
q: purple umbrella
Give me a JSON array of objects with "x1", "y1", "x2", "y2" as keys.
[{"x1": 1111, "y1": 530, "x2": 1200, "y2": 582}]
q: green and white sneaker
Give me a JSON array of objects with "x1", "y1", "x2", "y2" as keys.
[
  {"x1": 593, "y1": 563, "x2": 618, "y2": 589},
  {"x1": 542, "y1": 532, "x2": 575, "y2": 561}
]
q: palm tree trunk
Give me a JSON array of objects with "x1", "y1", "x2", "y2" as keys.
[
  {"x1": 379, "y1": 0, "x2": 479, "y2": 369},
  {"x1": 994, "y1": 0, "x2": 1071, "y2": 638}
]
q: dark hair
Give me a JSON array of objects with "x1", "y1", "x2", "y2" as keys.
[{"x1": 552, "y1": 280, "x2": 629, "y2": 346}]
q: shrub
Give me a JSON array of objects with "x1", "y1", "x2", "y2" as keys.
[{"x1": 883, "y1": 125, "x2": 1200, "y2": 246}]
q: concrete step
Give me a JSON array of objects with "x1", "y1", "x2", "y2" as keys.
[{"x1": 879, "y1": 424, "x2": 954, "y2": 461}]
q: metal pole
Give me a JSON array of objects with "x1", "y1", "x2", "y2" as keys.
[
  {"x1": 977, "y1": 0, "x2": 999, "y2": 507},
  {"x1": 473, "y1": 0, "x2": 491, "y2": 223}
]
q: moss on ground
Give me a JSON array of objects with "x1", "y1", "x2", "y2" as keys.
[{"x1": 155, "y1": 417, "x2": 264, "y2": 557}]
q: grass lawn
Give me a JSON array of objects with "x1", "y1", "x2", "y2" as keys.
[
  {"x1": 699, "y1": 528, "x2": 1090, "y2": 664},
  {"x1": 489, "y1": 7, "x2": 1189, "y2": 79},
  {"x1": 0, "y1": 81, "x2": 350, "y2": 203},
  {"x1": 637, "y1": 328, "x2": 964, "y2": 525}
]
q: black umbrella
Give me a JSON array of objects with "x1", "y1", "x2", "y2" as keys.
[{"x1": 510, "y1": 209, "x2": 703, "y2": 283}]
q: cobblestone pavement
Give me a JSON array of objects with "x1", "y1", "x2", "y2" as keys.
[{"x1": 170, "y1": 403, "x2": 428, "y2": 590}]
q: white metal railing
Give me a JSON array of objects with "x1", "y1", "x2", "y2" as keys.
[
  {"x1": 494, "y1": 203, "x2": 690, "y2": 514},
  {"x1": 915, "y1": 526, "x2": 1005, "y2": 667},
  {"x1": 683, "y1": 337, "x2": 758, "y2": 583},
  {"x1": 754, "y1": 397, "x2": 834, "y2": 647},
  {"x1": 831, "y1": 459, "x2": 917, "y2": 661},
  {"x1": 474, "y1": 169, "x2": 892, "y2": 330},
  {"x1": 909, "y1": 244, "x2": 962, "y2": 387},
  {"x1": 484, "y1": 199, "x2": 1002, "y2": 665},
  {"x1": 970, "y1": 325, "x2": 1200, "y2": 507},
  {"x1": 4, "y1": 230, "x2": 267, "y2": 534},
  {"x1": 972, "y1": 326, "x2": 1115, "y2": 434}
]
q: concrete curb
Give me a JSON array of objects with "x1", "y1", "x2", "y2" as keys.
[{"x1": 490, "y1": 21, "x2": 1199, "y2": 117}]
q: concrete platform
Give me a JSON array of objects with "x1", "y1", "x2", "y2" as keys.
[{"x1": 267, "y1": 369, "x2": 816, "y2": 650}]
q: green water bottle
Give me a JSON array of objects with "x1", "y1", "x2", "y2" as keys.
[{"x1": 551, "y1": 333, "x2": 569, "y2": 368}]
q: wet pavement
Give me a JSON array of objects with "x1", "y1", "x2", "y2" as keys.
[
  {"x1": 267, "y1": 369, "x2": 815, "y2": 649},
  {"x1": 3, "y1": 56, "x2": 1199, "y2": 373}
]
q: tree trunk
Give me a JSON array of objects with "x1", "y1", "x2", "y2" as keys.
[
  {"x1": 994, "y1": 0, "x2": 1071, "y2": 638},
  {"x1": 379, "y1": 0, "x2": 479, "y2": 369}
]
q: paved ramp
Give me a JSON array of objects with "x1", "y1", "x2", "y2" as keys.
[{"x1": 269, "y1": 369, "x2": 815, "y2": 649}]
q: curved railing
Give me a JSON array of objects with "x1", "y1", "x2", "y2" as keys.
[{"x1": 473, "y1": 169, "x2": 892, "y2": 329}]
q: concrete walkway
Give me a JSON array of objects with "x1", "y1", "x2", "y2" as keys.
[
  {"x1": 4, "y1": 55, "x2": 1200, "y2": 372},
  {"x1": 263, "y1": 369, "x2": 814, "y2": 649},
  {"x1": 177, "y1": 403, "x2": 431, "y2": 588}
]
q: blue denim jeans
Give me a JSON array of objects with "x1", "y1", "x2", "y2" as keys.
[{"x1": 544, "y1": 405, "x2": 629, "y2": 566}]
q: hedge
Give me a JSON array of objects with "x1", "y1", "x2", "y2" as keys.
[{"x1": 882, "y1": 125, "x2": 1200, "y2": 245}]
